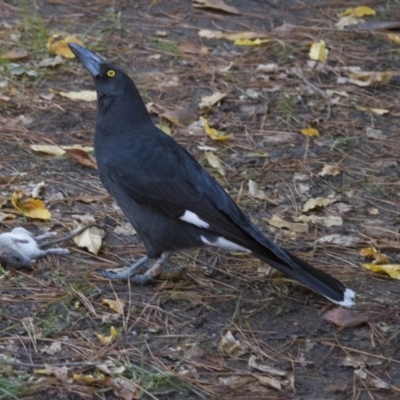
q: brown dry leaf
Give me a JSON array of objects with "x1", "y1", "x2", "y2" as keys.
[
  {"x1": 205, "y1": 151, "x2": 225, "y2": 177},
  {"x1": 201, "y1": 117, "x2": 231, "y2": 141},
  {"x1": 348, "y1": 71, "x2": 391, "y2": 86},
  {"x1": 266, "y1": 215, "x2": 309, "y2": 233},
  {"x1": 234, "y1": 38, "x2": 268, "y2": 46},
  {"x1": 318, "y1": 164, "x2": 341, "y2": 176},
  {"x1": 199, "y1": 92, "x2": 227, "y2": 109},
  {"x1": 109, "y1": 377, "x2": 140, "y2": 400},
  {"x1": 323, "y1": 308, "x2": 368, "y2": 328},
  {"x1": 219, "y1": 331, "x2": 247, "y2": 358},
  {"x1": 64, "y1": 148, "x2": 97, "y2": 169},
  {"x1": 361, "y1": 263, "x2": 400, "y2": 279},
  {"x1": 360, "y1": 246, "x2": 389, "y2": 264},
  {"x1": 102, "y1": 299, "x2": 125, "y2": 315},
  {"x1": 97, "y1": 326, "x2": 118, "y2": 345},
  {"x1": 2, "y1": 49, "x2": 29, "y2": 61},
  {"x1": 198, "y1": 29, "x2": 268, "y2": 41},
  {"x1": 302, "y1": 196, "x2": 334, "y2": 212},
  {"x1": 73, "y1": 225, "x2": 104, "y2": 254},
  {"x1": 179, "y1": 42, "x2": 209, "y2": 54},
  {"x1": 296, "y1": 214, "x2": 343, "y2": 227},
  {"x1": 161, "y1": 109, "x2": 197, "y2": 126},
  {"x1": 12, "y1": 190, "x2": 51, "y2": 220},
  {"x1": 50, "y1": 88, "x2": 97, "y2": 101},
  {"x1": 248, "y1": 355, "x2": 287, "y2": 376},
  {"x1": 300, "y1": 127, "x2": 319, "y2": 137},
  {"x1": 47, "y1": 35, "x2": 84, "y2": 58},
  {"x1": 193, "y1": 0, "x2": 239, "y2": 14},
  {"x1": 309, "y1": 40, "x2": 328, "y2": 63}
]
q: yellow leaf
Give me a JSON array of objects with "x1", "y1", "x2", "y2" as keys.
[
  {"x1": 361, "y1": 264, "x2": 400, "y2": 279},
  {"x1": 201, "y1": 117, "x2": 231, "y2": 141},
  {"x1": 205, "y1": 151, "x2": 225, "y2": 177},
  {"x1": 356, "y1": 106, "x2": 390, "y2": 115},
  {"x1": 301, "y1": 196, "x2": 334, "y2": 212},
  {"x1": 73, "y1": 225, "x2": 104, "y2": 255},
  {"x1": 97, "y1": 326, "x2": 118, "y2": 345},
  {"x1": 339, "y1": 6, "x2": 375, "y2": 18},
  {"x1": 300, "y1": 127, "x2": 319, "y2": 137},
  {"x1": 360, "y1": 246, "x2": 389, "y2": 264},
  {"x1": 73, "y1": 373, "x2": 102, "y2": 384},
  {"x1": 198, "y1": 29, "x2": 269, "y2": 41},
  {"x1": 388, "y1": 33, "x2": 400, "y2": 45},
  {"x1": 266, "y1": 215, "x2": 309, "y2": 233},
  {"x1": 50, "y1": 88, "x2": 97, "y2": 101},
  {"x1": 318, "y1": 164, "x2": 341, "y2": 176},
  {"x1": 309, "y1": 40, "x2": 328, "y2": 63},
  {"x1": 47, "y1": 35, "x2": 84, "y2": 58},
  {"x1": 348, "y1": 71, "x2": 392, "y2": 86},
  {"x1": 156, "y1": 123, "x2": 171, "y2": 135},
  {"x1": 12, "y1": 190, "x2": 51, "y2": 220},
  {"x1": 199, "y1": 92, "x2": 227, "y2": 109},
  {"x1": 234, "y1": 38, "x2": 268, "y2": 46},
  {"x1": 30, "y1": 145, "x2": 65, "y2": 156},
  {"x1": 102, "y1": 298, "x2": 125, "y2": 315}
]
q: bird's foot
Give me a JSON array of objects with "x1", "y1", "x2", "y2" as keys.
[{"x1": 101, "y1": 252, "x2": 171, "y2": 284}]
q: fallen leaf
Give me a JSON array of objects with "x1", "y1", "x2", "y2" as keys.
[
  {"x1": 72, "y1": 214, "x2": 96, "y2": 225},
  {"x1": 199, "y1": 92, "x2": 227, "y2": 109},
  {"x1": 361, "y1": 263, "x2": 400, "y2": 279},
  {"x1": 326, "y1": 89, "x2": 349, "y2": 97},
  {"x1": 97, "y1": 326, "x2": 118, "y2": 345},
  {"x1": 102, "y1": 299, "x2": 125, "y2": 315},
  {"x1": 348, "y1": 71, "x2": 391, "y2": 86},
  {"x1": 388, "y1": 33, "x2": 400, "y2": 45},
  {"x1": 50, "y1": 88, "x2": 97, "y2": 101},
  {"x1": 339, "y1": 6, "x2": 375, "y2": 18},
  {"x1": 356, "y1": 106, "x2": 390, "y2": 115},
  {"x1": 205, "y1": 151, "x2": 225, "y2": 177},
  {"x1": 109, "y1": 377, "x2": 140, "y2": 400},
  {"x1": 360, "y1": 246, "x2": 389, "y2": 264},
  {"x1": 266, "y1": 215, "x2": 309, "y2": 233},
  {"x1": 201, "y1": 117, "x2": 231, "y2": 141},
  {"x1": 30, "y1": 145, "x2": 65, "y2": 156},
  {"x1": 256, "y1": 63, "x2": 278, "y2": 73},
  {"x1": 73, "y1": 225, "x2": 104, "y2": 254},
  {"x1": 335, "y1": 15, "x2": 363, "y2": 30},
  {"x1": 318, "y1": 164, "x2": 341, "y2": 176},
  {"x1": 12, "y1": 190, "x2": 51, "y2": 220},
  {"x1": 219, "y1": 331, "x2": 247, "y2": 358},
  {"x1": 2, "y1": 49, "x2": 29, "y2": 61},
  {"x1": 234, "y1": 38, "x2": 268, "y2": 46},
  {"x1": 302, "y1": 196, "x2": 334, "y2": 212},
  {"x1": 248, "y1": 180, "x2": 268, "y2": 200},
  {"x1": 255, "y1": 375, "x2": 282, "y2": 390},
  {"x1": 198, "y1": 29, "x2": 268, "y2": 41},
  {"x1": 179, "y1": 42, "x2": 209, "y2": 54},
  {"x1": 47, "y1": 35, "x2": 84, "y2": 58},
  {"x1": 317, "y1": 234, "x2": 361, "y2": 246},
  {"x1": 297, "y1": 214, "x2": 343, "y2": 227},
  {"x1": 64, "y1": 148, "x2": 97, "y2": 169},
  {"x1": 323, "y1": 308, "x2": 368, "y2": 328},
  {"x1": 248, "y1": 355, "x2": 287, "y2": 376},
  {"x1": 0, "y1": 212, "x2": 15, "y2": 222},
  {"x1": 73, "y1": 373, "x2": 100, "y2": 384},
  {"x1": 161, "y1": 109, "x2": 197, "y2": 126},
  {"x1": 40, "y1": 341, "x2": 62, "y2": 355},
  {"x1": 366, "y1": 126, "x2": 386, "y2": 139},
  {"x1": 309, "y1": 40, "x2": 328, "y2": 63},
  {"x1": 300, "y1": 127, "x2": 319, "y2": 137},
  {"x1": 35, "y1": 365, "x2": 69, "y2": 380},
  {"x1": 114, "y1": 223, "x2": 136, "y2": 236},
  {"x1": 192, "y1": 0, "x2": 239, "y2": 14}
]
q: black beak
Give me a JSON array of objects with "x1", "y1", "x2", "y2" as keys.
[{"x1": 68, "y1": 43, "x2": 105, "y2": 77}]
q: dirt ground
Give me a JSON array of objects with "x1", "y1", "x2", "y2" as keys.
[{"x1": 1, "y1": 0, "x2": 400, "y2": 399}]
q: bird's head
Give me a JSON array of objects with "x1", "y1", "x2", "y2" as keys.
[{"x1": 68, "y1": 43, "x2": 128, "y2": 99}]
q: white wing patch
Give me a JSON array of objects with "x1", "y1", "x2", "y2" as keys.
[
  {"x1": 201, "y1": 235, "x2": 251, "y2": 253},
  {"x1": 180, "y1": 210, "x2": 210, "y2": 228}
]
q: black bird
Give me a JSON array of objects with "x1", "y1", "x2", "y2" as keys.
[{"x1": 68, "y1": 43, "x2": 355, "y2": 307}]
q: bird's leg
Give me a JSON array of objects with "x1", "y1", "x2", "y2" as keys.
[
  {"x1": 101, "y1": 252, "x2": 171, "y2": 284},
  {"x1": 35, "y1": 232, "x2": 57, "y2": 241}
]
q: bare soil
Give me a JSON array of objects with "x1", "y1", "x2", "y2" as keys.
[{"x1": 1, "y1": 1, "x2": 400, "y2": 399}]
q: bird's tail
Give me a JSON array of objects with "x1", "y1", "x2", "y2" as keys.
[{"x1": 254, "y1": 248, "x2": 355, "y2": 306}]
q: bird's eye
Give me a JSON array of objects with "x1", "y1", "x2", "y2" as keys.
[{"x1": 107, "y1": 69, "x2": 116, "y2": 78}]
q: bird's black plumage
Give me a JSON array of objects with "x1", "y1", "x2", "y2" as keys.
[{"x1": 69, "y1": 43, "x2": 355, "y2": 306}]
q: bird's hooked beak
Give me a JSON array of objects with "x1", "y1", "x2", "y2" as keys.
[{"x1": 68, "y1": 43, "x2": 105, "y2": 77}]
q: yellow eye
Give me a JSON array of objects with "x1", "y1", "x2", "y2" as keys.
[{"x1": 107, "y1": 69, "x2": 116, "y2": 78}]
